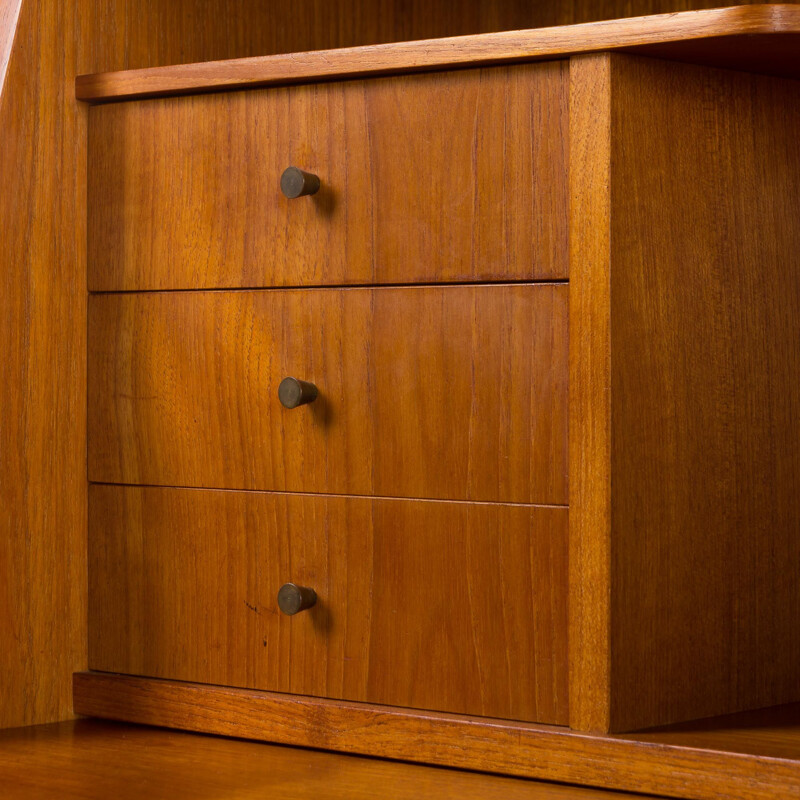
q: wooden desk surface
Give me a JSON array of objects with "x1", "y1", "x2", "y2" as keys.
[{"x1": 0, "y1": 719, "x2": 652, "y2": 800}]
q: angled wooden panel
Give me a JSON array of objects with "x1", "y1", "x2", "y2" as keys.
[
  {"x1": 89, "y1": 485, "x2": 569, "y2": 724},
  {"x1": 0, "y1": 0, "x2": 22, "y2": 95},
  {"x1": 0, "y1": 0, "x2": 89, "y2": 729},
  {"x1": 88, "y1": 285, "x2": 568, "y2": 504},
  {"x1": 87, "y1": 62, "x2": 568, "y2": 290}
]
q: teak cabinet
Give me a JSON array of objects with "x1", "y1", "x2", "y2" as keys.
[{"x1": 75, "y1": 6, "x2": 800, "y2": 791}]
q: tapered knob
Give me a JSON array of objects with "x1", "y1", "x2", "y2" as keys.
[
  {"x1": 278, "y1": 377, "x2": 318, "y2": 409},
  {"x1": 281, "y1": 167, "x2": 320, "y2": 198},
  {"x1": 277, "y1": 583, "x2": 317, "y2": 615}
]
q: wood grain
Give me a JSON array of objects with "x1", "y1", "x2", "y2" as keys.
[
  {"x1": 75, "y1": 6, "x2": 800, "y2": 102},
  {"x1": 608, "y1": 54, "x2": 800, "y2": 731},
  {"x1": 88, "y1": 285, "x2": 568, "y2": 504},
  {"x1": 88, "y1": 485, "x2": 568, "y2": 723},
  {"x1": 567, "y1": 54, "x2": 612, "y2": 734},
  {"x1": 73, "y1": 673, "x2": 800, "y2": 800},
  {"x1": 88, "y1": 62, "x2": 568, "y2": 291},
  {"x1": 568, "y1": 53, "x2": 800, "y2": 733},
  {"x1": 0, "y1": 0, "x2": 90, "y2": 731},
  {"x1": 0, "y1": 719, "x2": 657, "y2": 800}
]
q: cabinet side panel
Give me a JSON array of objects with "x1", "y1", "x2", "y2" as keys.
[
  {"x1": 609, "y1": 54, "x2": 800, "y2": 731},
  {"x1": 568, "y1": 53, "x2": 613, "y2": 732}
]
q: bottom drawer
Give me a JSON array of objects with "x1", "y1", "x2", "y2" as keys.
[{"x1": 89, "y1": 485, "x2": 568, "y2": 724}]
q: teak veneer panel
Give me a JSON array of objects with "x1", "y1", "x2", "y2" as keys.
[
  {"x1": 88, "y1": 62, "x2": 568, "y2": 291},
  {"x1": 88, "y1": 285, "x2": 568, "y2": 504},
  {"x1": 73, "y1": 673, "x2": 800, "y2": 800},
  {"x1": 75, "y1": 6, "x2": 800, "y2": 101},
  {"x1": 88, "y1": 485, "x2": 569, "y2": 724},
  {"x1": 569, "y1": 53, "x2": 800, "y2": 732}
]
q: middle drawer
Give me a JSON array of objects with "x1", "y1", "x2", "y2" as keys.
[{"x1": 89, "y1": 284, "x2": 567, "y2": 504}]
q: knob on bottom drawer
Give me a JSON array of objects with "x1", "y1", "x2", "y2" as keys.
[{"x1": 277, "y1": 583, "x2": 317, "y2": 615}]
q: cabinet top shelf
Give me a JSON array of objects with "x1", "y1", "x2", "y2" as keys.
[{"x1": 76, "y1": 4, "x2": 800, "y2": 102}]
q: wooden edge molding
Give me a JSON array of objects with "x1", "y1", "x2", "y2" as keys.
[
  {"x1": 74, "y1": 673, "x2": 800, "y2": 800},
  {"x1": 567, "y1": 53, "x2": 613, "y2": 733},
  {"x1": 74, "y1": 5, "x2": 800, "y2": 101}
]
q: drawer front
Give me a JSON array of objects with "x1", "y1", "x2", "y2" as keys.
[
  {"x1": 88, "y1": 62, "x2": 568, "y2": 291},
  {"x1": 89, "y1": 485, "x2": 569, "y2": 724},
  {"x1": 89, "y1": 285, "x2": 568, "y2": 504}
]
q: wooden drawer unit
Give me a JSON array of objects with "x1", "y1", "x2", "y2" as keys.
[
  {"x1": 88, "y1": 284, "x2": 568, "y2": 504},
  {"x1": 87, "y1": 62, "x2": 568, "y2": 291},
  {"x1": 89, "y1": 485, "x2": 569, "y2": 724},
  {"x1": 76, "y1": 10, "x2": 800, "y2": 795}
]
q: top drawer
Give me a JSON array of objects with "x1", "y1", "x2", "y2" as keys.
[{"x1": 88, "y1": 62, "x2": 568, "y2": 291}]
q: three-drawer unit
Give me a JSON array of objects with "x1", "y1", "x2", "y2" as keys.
[
  {"x1": 87, "y1": 62, "x2": 571, "y2": 725},
  {"x1": 78, "y1": 10, "x2": 800, "y2": 787}
]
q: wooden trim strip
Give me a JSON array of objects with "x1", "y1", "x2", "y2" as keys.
[
  {"x1": 567, "y1": 53, "x2": 613, "y2": 733},
  {"x1": 75, "y1": 6, "x2": 800, "y2": 102},
  {"x1": 74, "y1": 673, "x2": 800, "y2": 800}
]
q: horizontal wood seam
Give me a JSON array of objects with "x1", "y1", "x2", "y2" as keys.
[
  {"x1": 87, "y1": 482, "x2": 569, "y2": 509},
  {"x1": 88, "y1": 279, "x2": 571, "y2": 295}
]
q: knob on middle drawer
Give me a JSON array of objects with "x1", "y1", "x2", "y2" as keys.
[
  {"x1": 280, "y1": 166, "x2": 320, "y2": 198},
  {"x1": 278, "y1": 377, "x2": 318, "y2": 409}
]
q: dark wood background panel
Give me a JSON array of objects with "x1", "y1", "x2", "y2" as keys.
[
  {"x1": 88, "y1": 62, "x2": 568, "y2": 291},
  {"x1": 607, "y1": 56, "x2": 800, "y2": 730},
  {"x1": 77, "y1": 7, "x2": 800, "y2": 103},
  {"x1": 89, "y1": 1, "x2": 768, "y2": 73},
  {"x1": 89, "y1": 485, "x2": 569, "y2": 724},
  {"x1": 88, "y1": 285, "x2": 568, "y2": 504}
]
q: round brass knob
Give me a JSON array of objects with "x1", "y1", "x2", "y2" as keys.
[
  {"x1": 277, "y1": 583, "x2": 317, "y2": 615},
  {"x1": 280, "y1": 167, "x2": 320, "y2": 198},
  {"x1": 278, "y1": 377, "x2": 318, "y2": 409}
]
